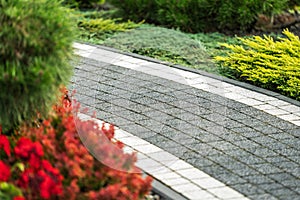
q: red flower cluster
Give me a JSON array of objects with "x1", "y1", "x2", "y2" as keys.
[
  {"x1": 15, "y1": 137, "x2": 44, "y2": 169},
  {"x1": 0, "y1": 133, "x2": 63, "y2": 199},
  {"x1": 0, "y1": 134, "x2": 11, "y2": 157},
  {"x1": 1, "y1": 88, "x2": 152, "y2": 199},
  {"x1": 20, "y1": 88, "x2": 153, "y2": 200},
  {"x1": 0, "y1": 160, "x2": 10, "y2": 182},
  {"x1": 18, "y1": 160, "x2": 63, "y2": 199}
]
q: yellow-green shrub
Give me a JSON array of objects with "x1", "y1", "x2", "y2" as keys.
[
  {"x1": 215, "y1": 30, "x2": 300, "y2": 100},
  {"x1": 78, "y1": 18, "x2": 142, "y2": 33},
  {"x1": 78, "y1": 17, "x2": 143, "y2": 42}
]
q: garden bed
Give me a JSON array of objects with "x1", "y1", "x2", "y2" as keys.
[{"x1": 75, "y1": 5, "x2": 300, "y2": 102}]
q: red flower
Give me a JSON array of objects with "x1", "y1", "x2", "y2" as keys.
[
  {"x1": 13, "y1": 196, "x2": 25, "y2": 200},
  {"x1": 0, "y1": 161, "x2": 10, "y2": 181},
  {"x1": 38, "y1": 160, "x2": 63, "y2": 199},
  {"x1": 0, "y1": 134, "x2": 11, "y2": 157},
  {"x1": 18, "y1": 161, "x2": 63, "y2": 199},
  {"x1": 17, "y1": 169, "x2": 31, "y2": 188},
  {"x1": 14, "y1": 137, "x2": 44, "y2": 168}
]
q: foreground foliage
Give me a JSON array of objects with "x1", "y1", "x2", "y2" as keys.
[
  {"x1": 215, "y1": 30, "x2": 300, "y2": 100},
  {"x1": 0, "y1": 0, "x2": 75, "y2": 131},
  {"x1": 0, "y1": 90, "x2": 153, "y2": 199}
]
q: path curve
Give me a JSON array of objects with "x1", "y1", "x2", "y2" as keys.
[{"x1": 71, "y1": 42, "x2": 300, "y2": 200}]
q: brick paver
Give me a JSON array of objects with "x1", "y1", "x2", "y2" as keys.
[{"x1": 71, "y1": 43, "x2": 300, "y2": 200}]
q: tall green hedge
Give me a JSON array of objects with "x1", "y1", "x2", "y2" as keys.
[
  {"x1": 108, "y1": 0, "x2": 297, "y2": 32},
  {"x1": 215, "y1": 30, "x2": 300, "y2": 100},
  {"x1": 0, "y1": 0, "x2": 75, "y2": 131}
]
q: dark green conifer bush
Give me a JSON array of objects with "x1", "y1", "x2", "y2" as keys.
[
  {"x1": 108, "y1": 0, "x2": 297, "y2": 32},
  {"x1": 0, "y1": 0, "x2": 75, "y2": 131}
]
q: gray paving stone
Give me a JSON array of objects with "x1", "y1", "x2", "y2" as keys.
[
  {"x1": 243, "y1": 175, "x2": 275, "y2": 184},
  {"x1": 202, "y1": 113, "x2": 229, "y2": 123},
  {"x1": 238, "y1": 118, "x2": 266, "y2": 127},
  {"x1": 269, "y1": 188, "x2": 299, "y2": 198},
  {"x1": 232, "y1": 166, "x2": 261, "y2": 177},
  {"x1": 217, "y1": 130, "x2": 247, "y2": 141},
  {"x1": 269, "y1": 119, "x2": 299, "y2": 131},
  {"x1": 259, "y1": 182, "x2": 285, "y2": 191},
  {"x1": 133, "y1": 131, "x2": 157, "y2": 139},
  {"x1": 192, "y1": 144, "x2": 221, "y2": 157},
  {"x1": 186, "y1": 156, "x2": 215, "y2": 168},
  {"x1": 284, "y1": 166, "x2": 300, "y2": 177},
  {"x1": 74, "y1": 55, "x2": 300, "y2": 200},
  {"x1": 231, "y1": 183, "x2": 265, "y2": 195},
  {"x1": 127, "y1": 103, "x2": 153, "y2": 114},
  {"x1": 274, "y1": 147, "x2": 300, "y2": 157},
  {"x1": 269, "y1": 173, "x2": 298, "y2": 184},
  {"x1": 250, "y1": 163, "x2": 283, "y2": 174},
  {"x1": 137, "y1": 120, "x2": 165, "y2": 133},
  {"x1": 147, "y1": 105, "x2": 175, "y2": 114},
  {"x1": 269, "y1": 132, "x2": 297, "y2": 140},
  {"x1": 104, "y1": 115, "x2": 135, "y2": 126},
  {"x1": 265, "y1": 156, "x2": 291, "y2": 164},
  {"x1": 118, "y1": 123, "x2": 150, "y2": 134},
  {"x1": 231, "y1": 153, "x2": 266, "y2": 165},
  {"x1": 249, "y1": 147, "x2": 278, "y2": 158},
  {"x1": 249, "y1": 136, "x2": 280, "y2": 147},
  {"x1": 286, "y1": 128, "x2": 300, "y2": 137},
  {"x1": 211, "y1": 169, "x2": 248, "y2": 185},
  {"x1": 233, "y1": 139, "x2": 262, "y2": 150},
  {"x1": 253, "y1": 125, "x2": 282, "y2": 135},
  {"x1": 184, "y1": 106, "x2": 214, "y2": 116},
  {"x1": 196, "y1": 133, "x2": 223, "y2": 143},
  {"x1": 227, "y1": 112, "x2": 250, "y2": 121},
  {"x1": 223, "y1": 100, "x2": 249, "y2": 109},
  {"x1": 207, "y1": 141, "x2": 239, "y2": 151},
  {"x1": 174, "y1": 112, "x2": 200, "y2": 122},
  {"x1": 208, "y1": 153, "x2": 238, "y2": 165},
  {"x1": 163, "y1": 145, "x2": 191, "y2": 158},
  {"x1": 247, "y1": 193, "x2": 278, "y2": 200},
  {"x1": 276, "y1": 158, "x2": 300, "y2": 169}
]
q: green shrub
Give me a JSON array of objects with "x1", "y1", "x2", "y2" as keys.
[
  {"x1": 108, "y1": 0, "x2": 159, "y2": 23},
  {"x1": 103, "y1": 26, "x2": 217, "y2": 72},
  {"x1": 215, "y1": 30, "x2": 300, "y2": 100},
  {"x1": 0, "y1": 0, "x2": 75, "y2": 131},
  {"x1": 108, "y1": 0, "x2": 297, "y2": 32},
  {"x1": 63, "y1": 0, "x2": 105, "y2": 9}
]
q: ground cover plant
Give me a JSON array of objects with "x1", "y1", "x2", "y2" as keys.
[
  {"x1": 102, "y1": 25, "x2": 218, "y2": 73},
  {"x1": 215, "y1": 30, "x2": 300, "y2": 100}
]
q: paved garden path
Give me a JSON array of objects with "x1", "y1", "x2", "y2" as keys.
[{"x1": 71, "y1": 42, "x2": 300, "y2": 200}]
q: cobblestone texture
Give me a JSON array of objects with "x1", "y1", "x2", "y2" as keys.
[{"x1": 71, "y1": 57, "x2": 300, "y2": 199}]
